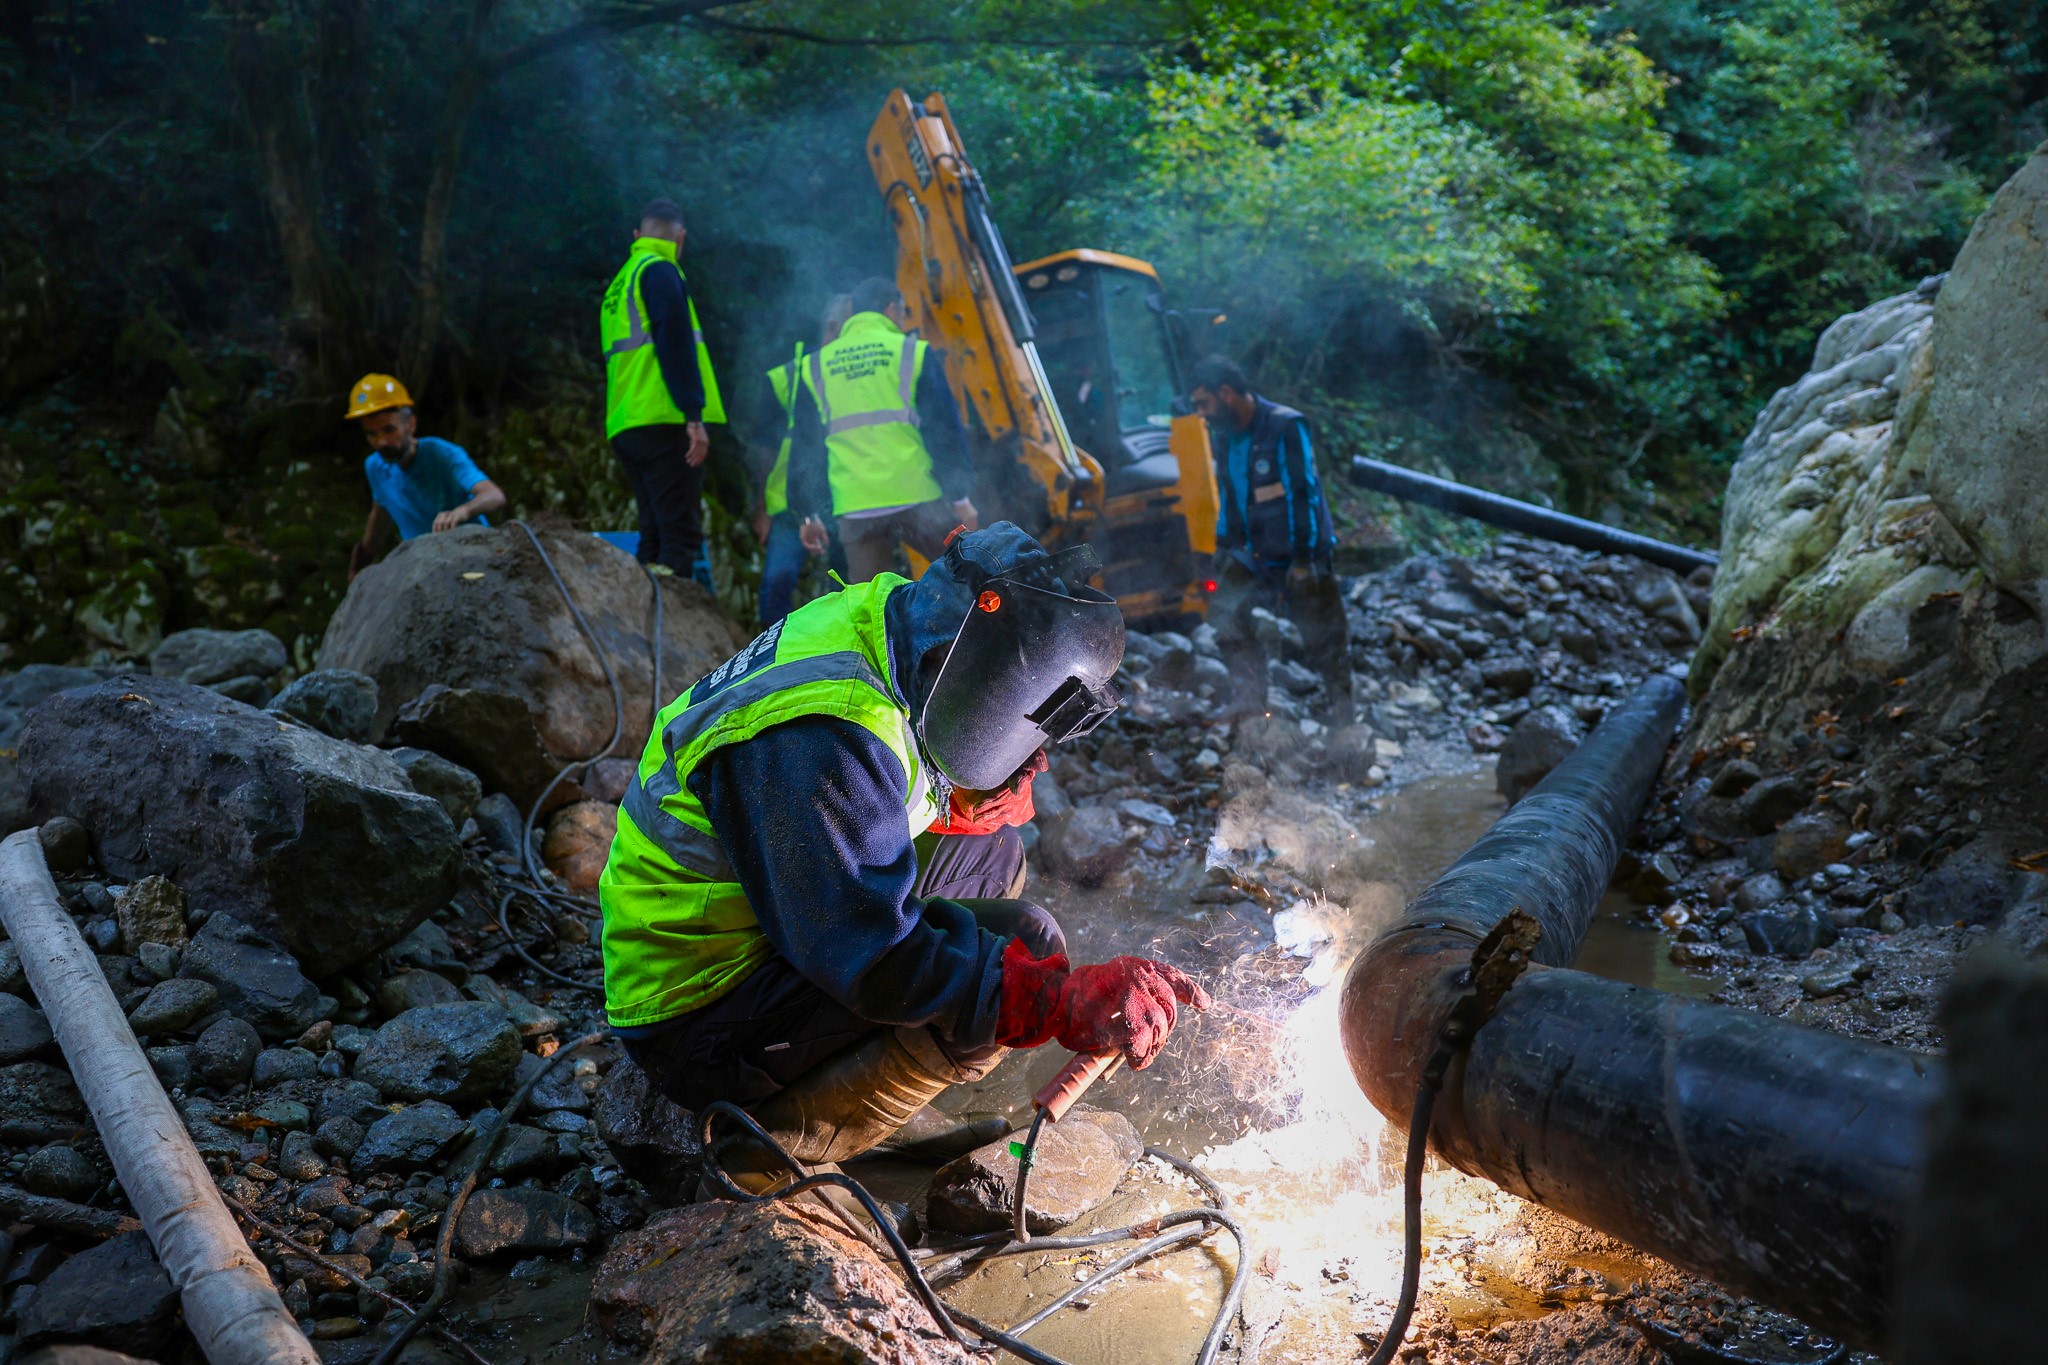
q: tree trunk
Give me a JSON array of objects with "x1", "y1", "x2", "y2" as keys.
[
  {"x1": 224, "y1": 9, "x2": 357, "y2": 387},
  {"x1": 404, "y1": 0, "x2": 500, "y2": 398}
]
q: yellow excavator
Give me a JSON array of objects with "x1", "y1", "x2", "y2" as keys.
[{"x1": 866, "y1": 89, "x2": 1219, "y2": 625}]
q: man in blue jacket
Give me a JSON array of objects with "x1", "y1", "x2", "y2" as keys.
[
  {"x1": 1190, "y1": 354, "x2": 1352, "y2": 716},
  {"x1": 345, "y1": 372, "x2": 505, "y2": 580}
]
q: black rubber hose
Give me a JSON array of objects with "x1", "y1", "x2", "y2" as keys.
[
  {"x1": 1366, "y1": 1061, "x2": 1441, "y2": 1365},
  {"x1": 697, "y1": 1101, "x2": 1249, "y2": 1365}
]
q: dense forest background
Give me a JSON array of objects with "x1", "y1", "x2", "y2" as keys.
[{"x1": 2, "y1": 0, "x2": 2043, "y2": 665}]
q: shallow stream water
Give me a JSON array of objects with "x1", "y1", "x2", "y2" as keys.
[{"x1": 430, "y1": 764, "x2": 1720, "y2": 1364}]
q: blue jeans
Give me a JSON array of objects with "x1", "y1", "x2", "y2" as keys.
[{"x1": 760, "y1": 512, "x2": 806, "y2": 629}]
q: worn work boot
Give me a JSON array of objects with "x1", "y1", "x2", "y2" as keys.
[
  {"x1": 703, "y1": 1027, "x2": 1004, "y2": 1246},
  {"x1": 867, "y1": 1106, "x2": 1012, "y2": 1162},
  {"x1": 749, "y1": 1026, "x2": 1003, "y2": 1166}
]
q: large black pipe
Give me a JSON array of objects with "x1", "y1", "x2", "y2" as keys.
[
  {"x1": 1339, "y1": 673, "x2": 1935, "y2": 1348},
  {"x1": 1348, "y1": 456, "x2": 1718, "y2": 575}
]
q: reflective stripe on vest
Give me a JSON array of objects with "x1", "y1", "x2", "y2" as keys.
[
  {"x1": 596, "y1": 576, "x2": 940, "y2": 1027},
  {"x1": 808, "y1": 335, "x2": 921, "y2": 435},
  {"x1": 800, "y1": 314, "x2": 943, "y2": 517}
]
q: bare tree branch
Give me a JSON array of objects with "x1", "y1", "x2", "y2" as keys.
[
  {"x1": 489, "y1": 0, "x2": 742, "y2": 74},
  {"x1": 689, "y1": 13, "x2": 1150, "y2": 48}
]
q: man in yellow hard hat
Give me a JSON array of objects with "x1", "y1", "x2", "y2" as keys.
[
  {"x1": 601, "y1": 198, "x2": 725, "y2": 579},
  {"x1": 345, "y1": 374, "x2": 506, "y2": 580}
]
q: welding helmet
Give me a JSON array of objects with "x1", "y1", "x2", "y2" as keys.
[{"x1": 908, "y1": 523, "x2": 1125, "y2": 791}]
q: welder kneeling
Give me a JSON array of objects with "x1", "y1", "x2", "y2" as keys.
[{"x1": 599, "y1": 523, "x2": 1208, "y2": 1200}]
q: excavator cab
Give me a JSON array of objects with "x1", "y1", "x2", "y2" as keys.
[
  {"x1": 866, "y1": 89, "x2": 1217, "y2": 627},
  {"x1": 1016, "y1": 251, "x2": 1218, "y2": 619}
]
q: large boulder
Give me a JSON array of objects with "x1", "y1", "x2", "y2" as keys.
[
  {"x1": 316, "y1": 522, "x2": 744, "y2": 758},
  {"x1": 19, "y1": 676, "x2": 460, "y2": 974},
  {"x1": 1694, "y1": 147, "x2": 2048, "y2": 739},
  {"x1": 591, "y1": 1202, "x2": 972, "y2": 1364}
]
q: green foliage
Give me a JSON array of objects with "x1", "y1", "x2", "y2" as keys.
[{"x1": 0, "y1": 0, "x2": 2040, "y2": 662}]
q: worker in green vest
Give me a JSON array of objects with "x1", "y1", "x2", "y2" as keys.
[
  {"x1": 599, "y1": 523, "x2": 1208, "y2": 1200},
  {"x1": 788, "y1": 275, "x2": 978, "y2": 582},
  {"x1": 753, "y1": 294, "x2": 852, "y2": 628},
  {"x1": 600, "y1": 197, "x2": 725, "y2": 579}
]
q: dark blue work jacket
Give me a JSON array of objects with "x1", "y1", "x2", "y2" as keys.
[{"x1": 1213, "y1": 394, "x2": 1335, "y2": 575}]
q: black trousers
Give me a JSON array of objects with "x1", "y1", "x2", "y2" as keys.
[
  {"x1": 611, "y1": 424, "x2": 704, "y2": 578},
  {"x1": 622, "y1": 827, "x2": 1053, "y2": 1110}
]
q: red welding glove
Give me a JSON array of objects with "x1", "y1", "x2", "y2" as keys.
[
  {"x1": 927, "y1": 750, "x2": 1048, "y2": 836},
  {"x1": 994, "y1": 939, "x2": 1211, "y2": 1070}
]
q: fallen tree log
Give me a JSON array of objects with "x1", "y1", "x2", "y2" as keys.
[
  {"x1": 0, "y1": 1181, "x2": 142, "y2": 1239},
  {"x1": 0, "y1": 830, "x2": 319, "y2": 1364}
]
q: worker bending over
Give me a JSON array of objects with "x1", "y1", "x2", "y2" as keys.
[
  {"x1": 754, "y1": 294, "x2": 852, "y2": 628},
  {"x1": 601, "y1": 197, "x2": 725, "y2": 579},
  {"x1": 599, "y1": 523, "x2": 1207, "y2": 1185},
  {"x1": 1190, "y1": 354, "x2": 1352, "y2": 716},
  {"x1": 788, "y1": 276, "x2": 979, "y2": 582},
  {"x1": 345, "y1": 373, "x2": 504, "y2": 580}
]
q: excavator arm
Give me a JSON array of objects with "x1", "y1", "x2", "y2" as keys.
[{"x1": 866, "y1": 90, "x2": 1104, "y2": 540}]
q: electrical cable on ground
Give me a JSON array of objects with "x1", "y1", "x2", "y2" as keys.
[
  {"x1": 698, "y1": 1101, "x2": 1248, "y2": 1365},
  {"x1": 488, "y1": 521, "x2": 665, "y2": 994}
]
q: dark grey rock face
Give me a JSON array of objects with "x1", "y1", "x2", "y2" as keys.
[
  {"x1": 452, "y1": 1188, "x2": 596, "y2": 1258},
  {"x1": 191, "y1": 1016, "x2": 262, "y2": 1089},
  {"x1": 388, "y1": 748, "x2": 483, "y2": 827},
  {"x1": 267, "y1": 668, "x2": 380, "y2": 744},
  {"x1": 353, "y1": 1003, "x2": 520, "y2": 1106},
  {"x1": 177, "y1": 915, "x2": 323, "y2": 1039},
  {"x1": 149, "y1": 628, "x2": 286, "y2": 687},
  {"x1": 0, "y1": 996, "x2": 53, "y2": 1064},
  {"x1": 16, "y1": 1232, "x2": 177, "y2": 1357},
  {"x1": 352, "y1": 1101, "x2": 470, "y2": 1174},
  {"x1": 20, "y1": 675, "x2": 459, "y2": 974},
  {"x1": 125, "y1": 978, "x2": 218, "y2": 1038},
  {"x1": 391, "y1": 685, "x2": 561, "y2": 810},
  {"x1": 0, "y1": 1063, "x2": 84, "y2": 1125},
  {"x1": 592, "y1": 1057, "x2": 702, "y2": 1203}
]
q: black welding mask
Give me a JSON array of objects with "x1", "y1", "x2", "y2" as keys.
[{"x1": 910, "y1": 524, "x2": 1125, "y2": 792}]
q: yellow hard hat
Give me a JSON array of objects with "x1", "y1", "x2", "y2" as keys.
[{"x1": 345, "y1": 373, "x2": 414, "y2": 421}]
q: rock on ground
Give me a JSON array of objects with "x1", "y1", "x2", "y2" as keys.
[
  {"x1": 542, "y1": 800, "x2": 615, "y2": 896},
  {"x1": 351, "y1": 1101, "x2": 470, "y2": 1174},
  {"x1": 387, "y1": 748, "x2": 482, "y2": 827},
  {"x1": 926, "y1": 1106, "x2": 1143, "y2": 1236},
  {"x1": 593, "y1": 1057, "x2": 703, "y2": 1203},
  {"x1": 149, "y1": 627, "x2": 286, "y2": 687},
  {"x1": 16, "y1": 1231, "x2": 177, "y2": 1357},
  {"x1": 591, "y1": 1201, "x2": 972, "y2": 1364},
  {"x1": 177, "y1": 915, "x2": 322, "y2": 1039},
  {"x1": 0, "y1": 995, "x2": 52, "y2": 1064},
  {"x1": 353, "y1": 1003, "x2": 520, "y2": 1105},
  {"x1": 317, "y1": 522, "x2": 744, "y2": 769},
  {"x1": 452, "y1": 1187, "x2": 596, "y2": 1259},
  {"x1": 20, "y1": 675, "x2": 459, "y2": 974},
  {"x1": 113, "y1": 875, "x2": 186, "y2": 951},
  {"x1": 266, "y1": 668, "x2": 379, "y2": 743},
  {"x1": 390, "y1": 685, "x2": 562, "y2": 810}
]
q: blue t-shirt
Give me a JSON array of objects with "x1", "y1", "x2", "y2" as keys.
[{"x1": 363, "y1": 437, "x2": 491, "y2": 540}]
